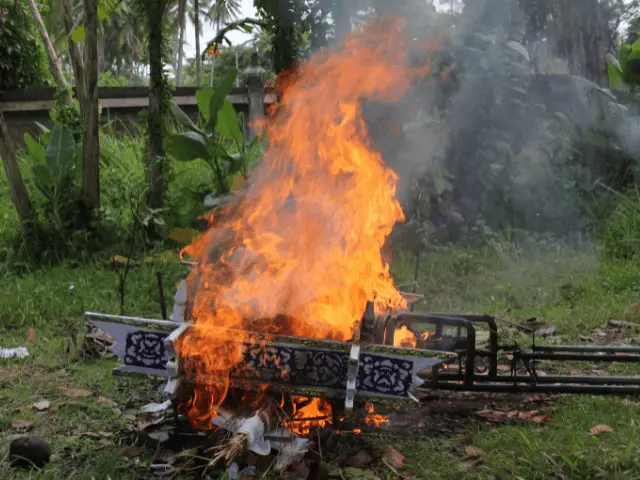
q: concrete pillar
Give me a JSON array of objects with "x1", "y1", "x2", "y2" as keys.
[{"x1": 243, "y1": 52, "x2": 266, "y2": 140}]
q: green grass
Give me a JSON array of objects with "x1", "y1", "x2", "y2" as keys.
[{"x1": 0, "y1": 242, "x2": 639, "y2": 479}]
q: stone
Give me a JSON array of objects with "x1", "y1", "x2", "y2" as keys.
[{"x1": 9, "y1": 436, "x2": 51, "y2": 469}]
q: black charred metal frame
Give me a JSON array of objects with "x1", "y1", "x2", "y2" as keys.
[{"x1": 374, "y1": 312, "x2": 640, "y2": 395}]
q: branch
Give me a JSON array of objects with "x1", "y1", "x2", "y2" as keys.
[{"x1": 201, "y1": 17, "x2": 265, "y2": 61}]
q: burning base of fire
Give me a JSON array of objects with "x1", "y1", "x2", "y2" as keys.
[{"x1": 129, "y1": 392, "x2": 398, "y2": 477}]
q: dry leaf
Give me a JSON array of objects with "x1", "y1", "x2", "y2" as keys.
[
  {"x1": 460, "y1": 456, "x2": 483, "y2": 472},
  {"x1": 531, "y1": 414, "x2": 554, "y2": 424},
  {"x1": 518, "y1": 410, "x2": 555, "y2": 424},
  {"x1": 518, "y1": 410, "x2": 539, "y2": 421},
  {"x1": 464, "y1": 446, "x2": 484, "y2": 458},
  {"x1": 341, "y1": 448, "x2": 375, "y2": 468},
  {"x1": 382, "y1": 445, "x2": 405, "y2": 469},
  {"x1": 133, "y1": 412, "x2": 165, "y2": 431},
  {"x1": 58, "y1": 387, "x2": 92, "y2": 398},
  {"x1": 475, "y1": 409, "x2": 507, "y2": 422},
  {"x1": 109, "y1": 255, "x2": 129, "y2": 266},
  {"x1": 588, "y1": 424, "x2": 614, "y2": 436},
  {"x1": 525, "y1": 394, "x2": 542, "y2": 403},
  {"x1": 32, "y1": 400, "x2": 51, "y2": 411},
  {"x1": 632, "y1": 300, "x2": 640, "y2": 308},
  {"x1": 11, "y1": 420, "x2": 33, "y2": 430},
  {"x1": 26, "y1": 328, "x2": 37, "y2": 343},
  {"x1": 117, "y1": 445, "x2": 141, "y2": 458},
  {"x1": 96, "y1": 396, "x2": 117, "y2": 407}
]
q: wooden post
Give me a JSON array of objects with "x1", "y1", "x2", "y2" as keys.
[{"x1": 243, "y1": 52, "x2": 265, "y2": 141}]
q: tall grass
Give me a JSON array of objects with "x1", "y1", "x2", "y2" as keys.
[{"x1": 601, "y1": 185, "x2": 640, "y2": 260}]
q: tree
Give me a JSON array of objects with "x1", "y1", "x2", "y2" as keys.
[
  {"x1": 0, "y1": 111, "x2": 34, "y2": 225},
  {"x1": 26, "y1": 0, "x2": 72, "y2": 103},
  {"x1": 139, "y1": 0, "x2": 171, "y2": 210},
  {"x1": 207, "y1": 0, "x2": 241, "y2": 84},
  {"x1": 0, "y1": 0, "x2": 51, "y2": 90},
  {"x1": 0, "y1": 0, "x2": 50, "y2": 227},
  {"x1": 82, "y1": 0, "x2": 100, "y2": 209},
  {"x1": 194, "y1": 0, "x2": 202, "y2": 84},
  {"x1": 174, "y1": 0, "x2": 187, "y2": 86},
  {"x1": 63, "y1": 0, "x2": 86, "y2": 108}
]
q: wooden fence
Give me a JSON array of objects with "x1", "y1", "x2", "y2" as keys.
[{"x1": 0, "y1": 84, "x2": 275, "y2": 146}]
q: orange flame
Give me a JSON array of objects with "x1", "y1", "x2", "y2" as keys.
[
  {"x1": 284, "y1": 396, "x2": 332, "y2": 435},
  {"x1": 176, "y1": 18, "x2": 433, "y2": 428},
  {"x1": 393, "y1": 326, "x2": 417, "y2": 348},
  {"x1": 364, "y1": 402, "x2": 389, "y2": 428}
]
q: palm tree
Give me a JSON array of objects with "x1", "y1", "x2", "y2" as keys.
[
  {"x1": 189, "y1": 0, "x2": 214, "y2": 86},
  {"x1": 207, "y1": 0, "x2": 241, "y2": 85},
  {"x1": 171, "y1": 0, "x2": 214, "y2": 86}
]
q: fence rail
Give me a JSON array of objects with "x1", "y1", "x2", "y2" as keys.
[{"x1": 0, "y1": 84, "x2": 274, "y2": 146}]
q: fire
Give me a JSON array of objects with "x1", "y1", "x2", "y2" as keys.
[
  {"x1": 284, "y1": 396, "x2": 332, "y2": 435},
  {"x1": 394, "y1": 326, "x2": 417, "y2": 348},
  {"x1": 364, "y1": 402, "x2": 389, "y2": 428},
  {"x1": 176, "y1": 17, "x2": 434, "y2": 428}
]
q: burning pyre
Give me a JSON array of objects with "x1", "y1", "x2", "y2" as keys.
[{"x1": 176, "y1": 18, "x2": 435, "y2": 434}]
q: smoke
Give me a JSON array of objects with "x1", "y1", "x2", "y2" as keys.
[{"x1": 320, "y1": 0, "x2": 640, "y2": 243}]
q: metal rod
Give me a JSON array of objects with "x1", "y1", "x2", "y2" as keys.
[
  {"x1": 394, "y1": 313, "x2": 476, "y2": 384},
  {"x1": 84, "y1": 312, "x2": 178, "y2": 329},
  {"x1": 156, "y1": 271, "x2": 168, "y2": 320},
  {"x1": 523, "y1": 352, "x2": 640, "y2": 362},
  {"x1": 432, "y1": 372, "x2": 640, "y2": 386},
  {"x1": 533, "y1": 344, "x2": 640, "y2": 353},
  {"x1": 419, "y1": 383, "x2": 640, "y2": 395}
]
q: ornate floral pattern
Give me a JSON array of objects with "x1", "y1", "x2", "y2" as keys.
[
  {"x1": 358, "y1": 354, "x2": 413, "y2": 396},
  {"x1": 233, "y1": 345, "x2": 415, "y2": 396},
  {"x1": 235, "y1": 345, "x2": 349, "y2": 388},
  {"x1": 124, "y1": 331, "x2": 168, "y2": 369}
]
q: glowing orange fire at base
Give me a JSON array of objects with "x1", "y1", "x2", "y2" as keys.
[
  {"x1": 364, "y1": 401, "x2": 390, "y2": 428},
  {"x1": 176, "y1": 17, "x2": 434, "y2": 429},
  {"x1": 284, "y1": 396, "x2": 333, "y2": 436},
  {"x1": 393, "y1": 326, "x2": 417, "y2": 348}
]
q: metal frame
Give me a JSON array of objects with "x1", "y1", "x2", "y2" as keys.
[{"x1": 377, "y1": 312, "x2": 640, "y2": 395}]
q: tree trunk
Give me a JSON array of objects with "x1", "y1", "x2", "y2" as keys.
[
  {"x1": 210, "y1": 16, "x2": 220, "y2": 86},
  {"x1": 26, "y1": 0, "x2": 73, "y2": 104},
  {"x1": 62, "y1": 0, "x2": 86, "y2": 108},
  {"x1": 557, "y1": 0, "x2": 607, "y2": 86},
  {"x1": 176, "y1": 0, "x2": 187, "y2": 86},
  {"x1": 146, "y1": 0, "x2": 167, "y2": 209},
  {"x1": 82, "y1": 0, "x2": 100, "y2": 210},
  {"x1": 195, "y1": 0, "x2": 201, "y2": 86},
  {"x1": 0, "y1": 110, "x2": 34, "y2": 224}
]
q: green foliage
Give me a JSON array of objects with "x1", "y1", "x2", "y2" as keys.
[
  {"x1": 166, "y1": 69, "x2": 260, "y2": 195},
  {"x1": 601, "y1": 186, "x2": 640, "y2": 260},
  {"x1": 0, "y1": 0, "x2": 52, "y2": 90},
  {"x1": 99, "y1": 71, "x2": 129, "y2": 87},
  {"x1": 49, "y1": 90, "x2": 83, "y2": 141},
  {"x1": 607, "y1": 38, "x2": 640, "y2": 91},
  {"x1": 20, "y1": 124, "x2": 84, "y2": 249}
]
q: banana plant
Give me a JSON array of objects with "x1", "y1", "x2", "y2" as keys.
[
  {"x1": 23, "y1": 124, "x2": 81, "y2": 231},
  {"x1": 166, "y1": 69, "x2": 261, "y2": 201},
  {"x1": 607, "y1": 37, "x2": 640, "y2": 92}
]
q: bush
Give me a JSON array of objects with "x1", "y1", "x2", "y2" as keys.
[
  {"x1": 602, "y1": 187, "x2": 640, "y2": 260},
  {"x1": 0, "y1": 0, "x2": 52, "y2": 91}
]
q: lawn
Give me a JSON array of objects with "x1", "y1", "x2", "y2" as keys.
[{"x1": 1, "y1": 243, "x2": 639, "y2": 479}]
